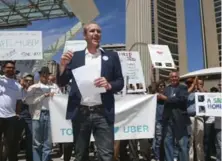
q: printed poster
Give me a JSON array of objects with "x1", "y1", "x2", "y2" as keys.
[
  {"x1": 148, "y1": 44, "x2": 176, "y2": 69},
  {"x1": 195, "y1": 92, "x2": 222, "y2": 117},
  {"x1": 118, "y1": 51, "x2": 146, "y2": 93}
]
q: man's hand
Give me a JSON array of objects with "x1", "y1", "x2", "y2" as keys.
[
  {"x1": 44, "y1": 92, "x2": 55, "y2": 97},
  {"x1": 16, "y1": 114, "x2": 21, "y2": 120},
  {"x1": 157, "y1": 93, "x2": 167, "y2": 101},
  {"x1": 60, "y1": 50, "x2": 73, "y2": 66},
  {"x1": 94, "y1": 77, "x2": 112, "y2": 90},
  {"x1": 60, "y1": 50, "x2": 73, "y2": 75},
  {"x1": 50, "y1": 92, "x2": 55, "y2": 97}
]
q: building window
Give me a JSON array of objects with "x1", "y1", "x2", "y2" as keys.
[
  {"x1": 158, "y1": 0, "x2": 176, "y2": 11},
  {"x1": 215, "y1": 11, "x2": 221, "y2": 18},
  {"x1": 216, "y1": 16, "x2": 221, "y2": 24},
  {"x1": 215, "y1": 6, "x2": 221, "y2": 12},
  {"x1": 158, "y1": 27, "x2": 178, "y2": 37},
  {"x1": 158, "y1": 15, "x2": 177, "y2": 28},
  {"x1": 158, "y1": 39, "x2": 178, "y2": 53},
  {"x1": 158, "y1": 32, "x2": 178, "y2": 43},
  {"x1": 159, "y1": 0, "x2": 175, "y2": 7},
  {"x1": 158, "y1": 10, "x2": 177, "y2": 22},
  {"x1": 158, "y1": 21, "x2": 177, "y2": 32},
  {"x1": 157, "y1": 4, "x2": 177, "y2": 17}
]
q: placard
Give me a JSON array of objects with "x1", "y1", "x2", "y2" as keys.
[
  {"x1": 118, "y1": 51, "x2": 146, "y2": 93},
  {"x1": 63, "y1": 40, "x2": 87, "y2": 53},
  {"x1": 148, "y1": 44, "x2": 176, "y2": 69},
  {"x1": 0, "y1": 31, "x2": 43, "y2": 60},
  {"x1": 195, "y1": 92, "x2": 222, "y2": 117}
]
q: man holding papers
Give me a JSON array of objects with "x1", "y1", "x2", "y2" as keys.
[{"x1": 58, "y1": 22, "x2": 124, "y2": 161}]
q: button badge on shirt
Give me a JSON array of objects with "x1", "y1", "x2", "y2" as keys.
[{"x1": 102, "y1": 56, "x2": 109, "y2": 61}]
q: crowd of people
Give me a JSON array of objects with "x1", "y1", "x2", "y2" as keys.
[{"x1": 0, "y1": 22, "x2": 221, "y2": 161}]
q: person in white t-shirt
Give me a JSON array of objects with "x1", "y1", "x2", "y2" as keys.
[
  {"x1": 0, "y1": 61, "x2": 23, "y2": 161},
  {"x1": 48, "y1": 74, "x2": 61, "y2": 94},
  {"x1": 24, "y1": 67, "x2": 60, "y2": 161}
]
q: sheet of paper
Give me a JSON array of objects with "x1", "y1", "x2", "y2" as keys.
[{"x1": 72, "y1": 64, "x2": 106, "y2": 97}]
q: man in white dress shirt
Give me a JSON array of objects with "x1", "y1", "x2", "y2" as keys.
[{"x1": 58, "y1": 22, "x2": 124, "y2": 161}]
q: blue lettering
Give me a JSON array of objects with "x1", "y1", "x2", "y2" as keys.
[
  {"x1": 123, "y1": 125, "x2": 149, "y2": 133},
  {"x1": 131, "y1": 126, "x2": 135, "y2": 133},
  {"x1": 208, "y1": 104, "x2": 222, "y2": 109},
  {"x1": 143, "y1": 125, "x2": 148, "y2": 132},
  {"x1": 67, "y1": 128, "x2": 73, "y2": 135},
  {"x1": 60, "y1": 128, "x2": 66, "y2": 136},
  {"x1": 123, "y1": 126, "x2": 129, "y2": 133},
  {"x1": 137, "y1": 126, "x2": 142, "y2": 132},
  {"x1": 60, "y1": 128, "x2": 73, "y2": 136}
]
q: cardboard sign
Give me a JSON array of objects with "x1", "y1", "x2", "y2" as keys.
[
  {"x1": 148, "y1": 44, "x2": 176, "y2": 69},
  {"x1": 0, "y1": 31, "x2": 43, "y2": 60}
]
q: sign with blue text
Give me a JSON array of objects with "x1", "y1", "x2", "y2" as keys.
[
  {"x1": 49, "y1": 94, "x2": 157, "y2": 142},
  {"x1": 195, "y1": 92, "x2": 222, "y2": 117},
  {"x1": 0, "y1": 31, "x2": 43, "y2": 60}
]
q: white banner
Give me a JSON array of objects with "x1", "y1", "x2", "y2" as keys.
[
  {"x1": 148, "y1": 44, "x2": 176, "y2": 69},
  {"x1": 0, "y1": 31, "x2": 43, "y2": 60},
  {"x1": 117, "y1": 51, "x2": 146, "y2": 93},
  {"x1": 49, "y1": 94, "x2": 156, "y2": 143},
  {"x1": 195, "y1": 92, "x2": 222, "y2": 117}
]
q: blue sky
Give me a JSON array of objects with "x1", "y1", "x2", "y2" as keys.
[{"x1": 4, "y1": 0, "x2": 203, "y2": 72}]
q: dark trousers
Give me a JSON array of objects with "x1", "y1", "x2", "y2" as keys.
[
  {"x1": 63, "y1": 143, "x2": 74, "y2": 161},
  {"x1": 119, "y1": 140, "x2": 139, "y2": 161},
  {"x1": 16, "y1": 114, "x2": 33, "y2": 161},
  {"x1": 0, "y1": 116, "x2": 17, "y2": 161},
  {"x1": 72, "y1": 108, "x2": 114, "y2": 161},
  {"x1": 204, "y1": 122, "x2": 216, "y2": 161}
]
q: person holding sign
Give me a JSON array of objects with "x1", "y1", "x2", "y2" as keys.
[
  {"x1": 58, "y1": 22, "x2": 124, "y2": 161},
  {"x1": 24, "y1": 67, "x2": 59, "y2": 161}
]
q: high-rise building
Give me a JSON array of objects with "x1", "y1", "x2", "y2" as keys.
[
  {"x1": 126, "y1": 0, "x2": 188, "y2": 84},
  {"x1": 200, "y1": 0, "x2": 221, "y2": 67}
]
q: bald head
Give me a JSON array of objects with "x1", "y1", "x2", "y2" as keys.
[{"x1": 169, "y1": 71, "x2": 179, "y2": 86}]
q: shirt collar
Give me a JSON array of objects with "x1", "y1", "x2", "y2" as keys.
[{"x1": 85, "y1": 47, "x2": 104, "y2": 56}]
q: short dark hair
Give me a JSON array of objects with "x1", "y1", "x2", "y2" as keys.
[
  {"x1": 210, "y1": 87, "x2": 219, "y2": 92},
  {"x1": 2, "y1": 61, "x2": 16, "y2": 68},
  {"x1": 24, "y1": 74, "x2": 34, "y2": 79},
  {"x1": 83, "y1": 22, "x2": 101, "y2": 35}
]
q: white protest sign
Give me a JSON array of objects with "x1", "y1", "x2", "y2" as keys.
[
  {"x1": 117, "y1": 51, "x2": 146, "y2": 93},
  {"x1": 49, "y1": 94, "x2": 156, "y2": 143},
  {"x1": 63, "y1": 40, "x2": 87, "y2": 53},
  {"x1": 195, "y1": 92, "x2": 222, "y2": 117},
  {"x1": 148, "y1": 44, "x2": 176, "y2": 69},
  {"x1": 0, "y1": 31, "x2": 43, "y2": 60}
]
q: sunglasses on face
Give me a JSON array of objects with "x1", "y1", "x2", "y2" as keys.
[
  {"x1": 25, "y1": 79, "x2": 33, "y2": 82},
  {"x1": 5, "y1": 66, "x2": 15, "y2": 69}
]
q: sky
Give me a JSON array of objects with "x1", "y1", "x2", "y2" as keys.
[{"x1": 3, "y1": 0, "x2": 203, "y2": 72}]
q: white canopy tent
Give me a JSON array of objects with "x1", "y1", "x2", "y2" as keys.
[{"x1": 180, "y1": 67, "x2": 222, "y2": 79}]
